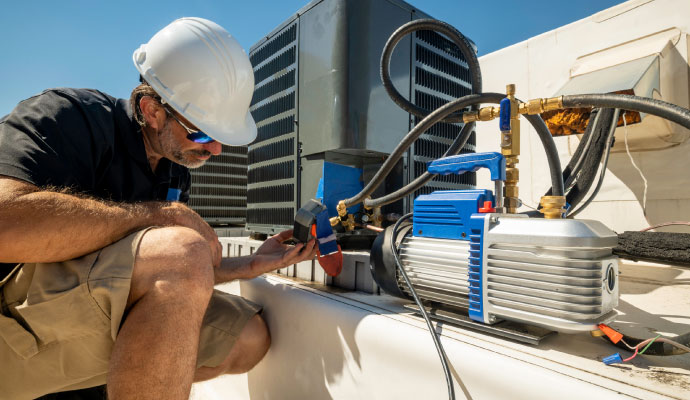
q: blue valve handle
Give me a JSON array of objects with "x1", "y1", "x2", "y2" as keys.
[
  {"x1": 427, "y1": 152, "x2": 506, "y2": 181},
  {"x1": 499, "y1": 97, "x2": 511, "y2": 132}
]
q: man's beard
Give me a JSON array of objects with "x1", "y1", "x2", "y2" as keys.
[{"x1": 159, "y1": 121, "x2": 212, "y2": 168}]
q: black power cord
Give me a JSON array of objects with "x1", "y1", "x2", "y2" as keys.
[{"x1": 391, "y1": 213, "x2": 455, "y2": 400}]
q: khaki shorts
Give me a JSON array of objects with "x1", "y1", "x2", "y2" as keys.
[{"x1": 0, "y1": 228, "x2": 261, "y2": 400}]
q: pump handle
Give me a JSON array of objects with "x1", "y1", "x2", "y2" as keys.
[{"x1": 427, "y1": 152, "x2": 506, "y2": 181}]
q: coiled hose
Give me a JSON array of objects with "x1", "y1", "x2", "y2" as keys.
[
  {"x1": 351, "y1": 18, "x2": 483, "y2": 209},
  {"x1": 345, "y1": 18, "x2": 566, "y2": 209},
  {"x1": 380, "y1": 19, "x2": 482, "y2": 123},
  {"x1": 567, "y1": 109, "x2": 620, "y2": 217}
]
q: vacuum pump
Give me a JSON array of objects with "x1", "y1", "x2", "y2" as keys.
[{"x1": 369, "y1": 152, "x2": 619, "y2": 333}]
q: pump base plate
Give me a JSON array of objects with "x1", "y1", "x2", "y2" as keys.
[{"x1": 404, "y1": 303, "x2": 556, "y2": 345}]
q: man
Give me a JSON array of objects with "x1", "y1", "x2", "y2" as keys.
[{"x1": 0, "y1": 17, "x2": 316, "y2": 399}]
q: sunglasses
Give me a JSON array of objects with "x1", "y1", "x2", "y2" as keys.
[{"x1": 164, "y1": 107, "x2": 215, "y2": 144}]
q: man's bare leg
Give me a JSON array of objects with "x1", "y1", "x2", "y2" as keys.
[
  {"x1": 193, "y1": 314, "x2": 271, "y2": 382},
  {"x1": 107, "y1": 227, "x2": 215, "y2": 400}
]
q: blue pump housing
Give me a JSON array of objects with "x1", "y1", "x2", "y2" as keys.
[
  {"x1": 413, "y1": 189, "x2": 493, "y2": 241},
  {"x1": 410, "y1": 152, "x2": 507, "y2": 323},
  {"x1": 412, "y1": 190, "x2": 491, "y2": 323}
]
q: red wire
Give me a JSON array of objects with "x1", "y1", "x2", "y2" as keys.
[
  {"x1": 623, "y1": 346, "x2": 639, "y2": 362},
  {"x1": 622, "y1": 336, "x2": 658, "y2": 363}
]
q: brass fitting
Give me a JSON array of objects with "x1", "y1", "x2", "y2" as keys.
[
  {"x1": 517, "y1": 96, "x2": 564, "y2": 115},
  {"x1": 371, "y1": 207, "x2": 383, "y2": 228},
  {"x1": 463, "y1": 106, "x2": 501, "y2": 123},
  {"x1": 504, "y1": 185, "x2": 519, "y2": 198},
  {"x1": 503, "y1": 197, "x2": 521, "y2": 210},
  {"x1": 329, "y1": 214, "x2": 356, "y2": 231},
  {"x1": 333, "y1": 200, "x2": 356, "y2": 231},
  {"x1": 504, "y1": 158, "x2": 520, "y2": 213},
  {"x1": 341, "y1": 214, "x2": 356, "y2": 231},
  {"x1": 539, "y1": 196, "x2": 566, "y2": 219},
  {"x1": 336, "y1": 200, "x2": 348, "y2": 217}
]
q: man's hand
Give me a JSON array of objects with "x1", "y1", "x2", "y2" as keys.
[
  {"x1": 213, "y1": 229, "x2": 317, "y2": 283},
  {"x1": 250, "y1": 229, "x2": 317, "y2": 276}
]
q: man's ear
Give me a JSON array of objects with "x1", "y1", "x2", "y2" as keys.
[{"x1": 139, "y1": 96, "x2": 165, "y2": 130}]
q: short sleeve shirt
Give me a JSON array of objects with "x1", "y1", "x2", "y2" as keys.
[
  {"x1": 0, "y1": 88, "x2": 190, "y2": 202},
  {"x1": 0, "y1": 88, "x2": 191, "y2": 275}
]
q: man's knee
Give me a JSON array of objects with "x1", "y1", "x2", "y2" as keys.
[
  {"x1": 224, "y1": 314, "x2": 271, "y2": 374},
  {"x1": 240, "y1": 314, "x2": 271, "y2": 361},
  {"x1": 128, "y1": 226, "x2": 215, "y2": 307}
]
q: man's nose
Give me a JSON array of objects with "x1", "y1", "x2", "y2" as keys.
[{"x1": 203, "y1": 141, "x2": 222, "y2": 156}]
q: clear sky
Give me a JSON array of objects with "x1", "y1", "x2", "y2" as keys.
[{"x1": 0, "y1": 0, "x2": 624, "y2": 117}]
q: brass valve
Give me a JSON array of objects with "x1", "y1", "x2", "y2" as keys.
[
  {"x1": 461, "y1": 96, "x2": 565, "y2": 122},
  {"x1": 459, "y1": 90, "x2": 568, "y2": 215},
  {"x1": 502, "y1": 84, "x2": 520, "y2": 213}
]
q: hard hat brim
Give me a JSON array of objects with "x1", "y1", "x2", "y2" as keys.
[{"x1": 201, "y1": 112, "x2": 257, "y2": 146}]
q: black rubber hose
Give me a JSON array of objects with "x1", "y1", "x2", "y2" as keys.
[
  {"x1": 365, "y1": 98, "x2": 566, "y2": 208},
  {"x1": 343, "y1": 93, "x2": 506, "y2": 208},
  {"x1": 381, "y1": 19, "x2": 482, "y2": 123},
  {"x1": 568, "y1": 109, "x2": 620, "y2": 217},
  {"x1": 562, "y1": 94, "x2": 690, "y2": 130},
  {"x1": 523, "y1": 113, "x2": 565, "y2": 197},
  {"x1": 391, "y1": 213, "x2": 456, "y2": 400},
  {"x1": 562, "y1": 109, "x2": 603, "y2": 193},
  {"x1": 365, "y1": 121, "x2": 475, "y2": 208},
  {"x1": 539, "y1": 108, "x2": 617, "y2": 214}
]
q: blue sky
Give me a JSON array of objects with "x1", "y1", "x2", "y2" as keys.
[{"x1": 0, "y1": 0, "x2": 624, "y2": 116}]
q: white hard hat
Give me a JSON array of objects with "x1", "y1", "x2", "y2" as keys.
[{"x1": 133, "y1": 17, "x2": 257, "y2": 145}]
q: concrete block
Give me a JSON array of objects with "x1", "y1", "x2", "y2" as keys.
[
  {"x1": 313, "y1": 264, "x2": 332, "y2": 286},
  {"x1": 355, "y1": 260, "x2": 379, "y2": 294},
  {"x1": 332, "y1": 256, "x2": 357, "y2": 290},
  {"x1": 215, "y1": 227, "x2": 250, "y2": 237},
  {"x1": 295, "y1": 259, "x2": 315, "y2": 281}
]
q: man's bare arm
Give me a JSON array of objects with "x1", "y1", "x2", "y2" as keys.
[{"x1": 0, "y1": 176, "x2": 219, "y2": 264}]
